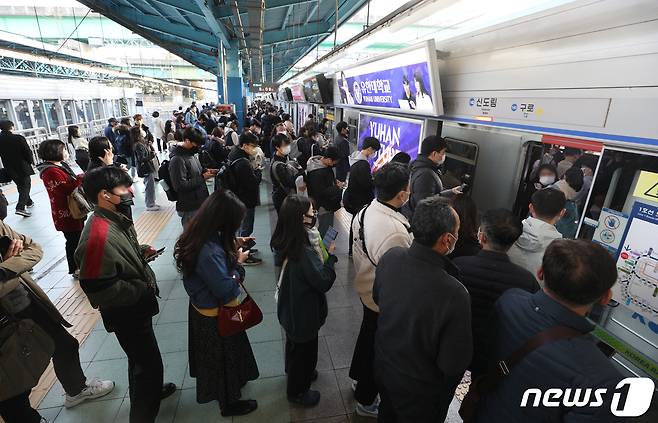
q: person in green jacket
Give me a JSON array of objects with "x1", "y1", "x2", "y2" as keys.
[
  {"x1": 271, "y1": 195, "x2": 337, "y2": 407},
  {"x1": 75, "y1": 167, "x2": 175, "y2": 423}
]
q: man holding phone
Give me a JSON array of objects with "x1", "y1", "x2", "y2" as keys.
[{"x1": 0, "y1": 221, "x2": 115, "y2": 423}]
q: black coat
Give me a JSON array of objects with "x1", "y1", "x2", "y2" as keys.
[
  {"x1": 295, "y1": 137, "x2": 317, "y2": 171},
  {"x1": 448, "y1": 235, "x2": 481, "y2": 260},
  {"x1": 452, "y1": 250, "x2": 539, "y2": 376},
  {"x1": 406, "y1": 155, "x2": 452, "y2": 215},
  {"x1": 306, "y1": 159, "x2": 342, "y2": 212},
  {"x1": 373, "y1": 241, "x2": 472, "y2": 421},
  {"x1": 0, "y1": 131, "x2": 34, "y2": 179},
  {"x1": 169, "y1": 146, "x2": 209, "y2": 212},
  {"x1": 277, "y1": 245, "x2": 337, "y2": 342},
  {"x1": 270, "y1": 154, "x2": 299, "y2": 211},
  {"x1": 334, "y1": 135, "x2": 350, "y2": 182},
  {"x1": 227, "y1": 147, "x2": 259, "y2": 208},
  {"x1": 343, "y1": 158, "x2": 374, "y2": 214}
]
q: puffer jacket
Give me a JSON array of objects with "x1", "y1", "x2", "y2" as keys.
[
  {"x1": 37, "y1": 162, "x2": 84, "y2": 232},
  {"x1": 343, "y1": 151, "x2": 374, "y2": 214},
  {"x1": 306, "y1": 156, "x2": 342, "y2": 212},
  {"x1": 406, "y1": 155, "x2": 454, "y2": 216},
  {"x1": 507, "y1": 216, "x2": 562, "y2": 281},
  {"x1": 169, "y1": 145, "x2": 209, "y2": 212}
]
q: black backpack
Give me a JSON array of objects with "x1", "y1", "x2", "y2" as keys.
[
  {"x1": 158, "y1": 160, "x2": 178, "y2": 201},
  {"x1": 214, "y1": 157, "x2": 249, "y2": 192}
]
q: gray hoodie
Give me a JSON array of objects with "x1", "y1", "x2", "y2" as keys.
[
  {"x1": 507, "y1": 216, "x2": 562, "y2": 282},
  {"x1": 348, "y1": 150, "x2": 368, "y2": 166}
]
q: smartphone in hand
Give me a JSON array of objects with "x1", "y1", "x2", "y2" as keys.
[
  {"x1": 323, "y1": 226, "x2": 338, "y2": 249},
  {"x1": 146, "y1": 247, "x2": 166, "y2": 262}
]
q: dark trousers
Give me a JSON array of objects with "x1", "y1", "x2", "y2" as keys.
[
  {"x1": 285, "y1": 335, "x2": 318, "y2": 397},
  {"x1": 155, "y1": 138, "x2": 162, "y2": 152},
  {"x1": 377, "y1": 383, "x2": 397, "y2": 423},
  {"x1": 240, "y1": 207, "x2": 255, "y2": 238},
  {"x1": 348, "y1": 213, "x2": 356, "y2": 255},
  {"x1": 114, "y1": 319, "x2": 164, "y2": 423},
  {"x1": 63, "y1": 231, "x2": 82, "y2": 274},
  {"x1": 0, "y1": 303, "x2": 87, "y2": 423},
  {"x1": 13, "y1": 175, "x2": 32, "y2": 211},
  {"x1": 349, "y1": 304, "x2": 379, "y2": 405}
]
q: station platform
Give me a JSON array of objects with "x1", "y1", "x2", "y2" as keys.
[{"x1": 1, "y1": 168, "x2": 464, "y2": 422}]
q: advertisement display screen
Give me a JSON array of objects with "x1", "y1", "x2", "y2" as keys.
[
  {"x1": 290, "y1": 85, "x2": 305, "y2": 102},
  {"x1": 358, "y1": 112, "x2": 424, "y2": 171},
  {"x1": 303, "y1": 78, "x2": 322, "y2": 103},
  {"x1": 336, "y1": 40, "x2": 443, "y2": 117}
]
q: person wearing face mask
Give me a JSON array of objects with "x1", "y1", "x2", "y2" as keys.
[
  {"x1": 224, "y1": 120, "x2": 240, "y2": 147},
  {"x1": 305, "y1": 146, "x2": 343, "y2": 237},
  {"x1": 517, "y1": 164, "x2": 558, "y2": 219},
  {"x1": 372, "y1": 196, "x2": 472, "y2": 422},
  {"x1": 169, "y1": 127, "x2": 216, "y2": 227},
  {"x1": 333, "y1": 121, "x2": 351, "y2": 183},
  {"x1": 271, "y1": 133, "x2": 302, "y2": 213},
  {"x1": 227, "y1": 131, "x2": 263, "y2": 265},
  {"x1": 343, "y1": 137, "x2": 381, "y2": 256},
  {"x1": 271, "y1": 195, "x2": 337, "y2": 407},
  {"x1": 404, "y1": 136, "x2": 462, "y2": 220},
  {"x1": 572, "y1": 155, "x2": 597, "y2": 208},
  {"x1": 551, "y1": 166, "x2": 584, "y2": 239},
  {"x1": 349, "y1": 162, "x2": 413, "y2": 418},
  {"x1": 36, "y1": 139, "x2": 86, "y2": 278},
  {"x1": 75, "y1": 166, "x2": 177, "y2": 423}
]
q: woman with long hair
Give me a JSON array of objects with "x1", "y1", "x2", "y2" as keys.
[
  {"x1": 448, "y1": 194, "x2": 481, "y2": 260},
  {"x1": 174, "y1": 190, "x2": 259, "y2": 417},
  {"x1": 412, "y1": 69, "x2": 433, "y2": 111},
  {"x1": 271, "y1": 195, "x2": 337, "y2": 407},
  {"x1": 67, "y1": 125, "x2": 89, "y2": 170},
  {"x1": 130, "y1": 126, "x2": 159, "y2": 211},
  {"x1": 36, "y1": 139, "x2": 85, "y2": 277}
]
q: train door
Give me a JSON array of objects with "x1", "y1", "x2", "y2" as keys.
[
  {"x1": 577, "y1": 146, "x2": 658, "y2": 382},
  {"x1": 512, "y1": 135, "x2": 603, "y2": 222}
]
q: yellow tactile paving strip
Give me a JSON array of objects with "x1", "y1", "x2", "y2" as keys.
[{"x1": 26, "y1": 205, "x2": 176, "y2": 409}]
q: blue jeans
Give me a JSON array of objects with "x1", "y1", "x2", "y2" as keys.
[
  {"x1": 240, "y1": 207, "x2": 255, "y2": 238},
  {"x1": 178, "y1": 210, "x2": 197, "y2": 227}
]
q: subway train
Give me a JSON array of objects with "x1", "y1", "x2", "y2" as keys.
[{"x1": 273, "y1": 1, "x2": 658, "y2": 387}]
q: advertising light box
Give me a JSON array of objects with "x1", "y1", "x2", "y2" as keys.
[
  {"x1": 290, "y1": 85, "x2": 305, "y2": 102},
  {"x1": 358, "y1": 112, "x2": 424, "y2": 171},
  {"x1": 336, "y1": 40, "x2": 443, "y2": 117}
]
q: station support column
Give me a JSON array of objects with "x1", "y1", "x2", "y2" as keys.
[{"x1": 217, "y1": 40, "x2": 245, "y2": 129}]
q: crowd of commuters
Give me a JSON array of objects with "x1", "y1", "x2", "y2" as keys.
[{"x1": 0, "y1": 99, "x2": 630, "y2": 423}]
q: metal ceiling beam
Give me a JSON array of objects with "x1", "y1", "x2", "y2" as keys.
[
  {"x1": 304, "y1": 3, "x2": 319, "y2": 25},
  {"x1": 216, "y1": 0, "x2": 316, "y2": 19},
  {"x1": 262, "y1": 21, "x2": 331, "y2": 45},
  {"x1": 150, "y1": 0, "x2": 205, "y2": 17},
  {"x1": 281, "y1": 5, "x2": 293, "y2": 31},
  {"x1": 193, "y1": 0, "x2": 232, "y2": 46}
]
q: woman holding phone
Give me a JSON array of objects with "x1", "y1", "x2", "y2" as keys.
[
  {"x1": 174, "y1": 189, "x2": 259, "y2": 417},
  {"x1": 271, "y1": 195, "x2": 337, "y2": 407}
]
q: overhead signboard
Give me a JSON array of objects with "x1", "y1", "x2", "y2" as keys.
[
  {"x1": 358, "y1": 112, "x2": 424, "y2": 171},
  {"x1": 443, "y1": 96, "x2": 611, "y2": 127},
  {"x1": 290, "y1": 85, "x2": 305, "y2": 102},
  {"x1": 335, "y1": 40, "x2": 443, "y2": 117}
]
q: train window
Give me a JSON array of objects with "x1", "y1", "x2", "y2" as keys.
[
  {"x1": 13, "y1": 100, "x2": 32, "y2": 129},
  {"x1": 31, "y1": 100, "x2": 47, "y2": 129},
  {"x1": 62, "y1": 100, "x2": 75, "y2": 125},
  {"x1": 0, "y1": 100, "x2": 11, "y2": 121},
  {"x1": 74, "y1": 100, "x2": 85, "y2": 123},
  {"x1": 44, "y1": 100, "x2": 61, "y2": 132},
  {"x1": 92, "y1": 99, "x2": 103, "y2": 120},
  {"x1": 441, "y1": 138, "x2": 478, "y2": 190},
  {"x1": 83, "y1": 101, "x2": 93, "y2": 122}
]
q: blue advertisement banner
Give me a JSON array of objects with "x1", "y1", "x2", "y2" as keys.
[
  {"x1": 338, "y1": 62, "x2": 435, "y2": 114},
  {"x1": 358, "y1": 113, "x2": 424, "y2": 171}
]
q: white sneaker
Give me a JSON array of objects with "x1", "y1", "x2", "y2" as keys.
[
  {"x1": 355, "y1": 401, "x2": 379, "y2": 417},
  {"x1": 64, "y1": 377, "x2": 115, "y2": 408},
  {"x1": 146, "y1": 205, "x2": 161, "y2": 211}
]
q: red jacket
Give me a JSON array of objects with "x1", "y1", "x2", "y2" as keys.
[{"x1": 38, "y1": 162, "x2": 84, "y2": 232}]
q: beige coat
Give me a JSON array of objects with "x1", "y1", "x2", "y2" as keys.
[
  {"x1": 0, "y1": 221, "x2": 70, "y2": 327},
  {"x1": 352, "y1": 200, "x2": 413, "y2": 312}
]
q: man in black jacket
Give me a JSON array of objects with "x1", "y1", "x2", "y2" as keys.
[
  {"x1": 270, "y1": 133, "x2": 301, "y2": 213},
  {"x1": 453, "y1": 208, "x2": 539, "y2": 378},
  {"x1": 404, "y1": 135, "x2": 462, "y2": 219},
  {"x1": 0, "y1": 120, "x2": 34, "y2": 217},
  {"x1": 373, "y1": 196, "x2": 472, "y2": 422},
  {"x1": 228, "y1": 131, "x2": 262, "y2": 265},
  {"x1": 169, "y1": 127, "x2": 216, "y2": 226},
  {"x1": 343, "y1": 136, "x2": 380, "y2": 255},
  {"x1": 333, "y1": 121, "x2": 351, "y2": 182},
  {"x1": 305, "y1": 146, "x2": 343, "y2": 237}
]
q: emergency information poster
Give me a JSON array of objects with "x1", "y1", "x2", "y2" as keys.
[
  {"x1": 614, "y1": 201, "x2": 658, "y2": 323},
  {"x1": 358, "y1": 112, "x2": 424, "y2": 171}
]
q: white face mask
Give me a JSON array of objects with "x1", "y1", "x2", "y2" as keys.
[
  {"x1": 436, "y1": 155, "x2": 445, "y2": 165},
  {"x1": 62, "y1": 149, "x2": 70, "y2": 162},
  {"x1": 446, "y1": 233, "x2": 458, "y2": 255},
  {"x1": 282, "y1": 145, "x2": 291, "y2": 155},
  {"x1": 539, "y1": 175, "x2": 555, "y2": 186}
]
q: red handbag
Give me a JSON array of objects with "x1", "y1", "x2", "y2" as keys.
[{"x1": 217, "y1": 282, "x2": 263, "y2": 337}]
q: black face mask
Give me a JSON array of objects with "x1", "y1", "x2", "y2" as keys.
[
  {"x1": 110, "y1": 192, "x2": 134, "y2": 217},
  {"x1": 304, "y1": 214, "x2": 317, "y2": 228}
]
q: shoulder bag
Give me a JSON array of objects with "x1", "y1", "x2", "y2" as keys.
[
  {"x1": 217, "y1": 280, "x2": 263, "y2": 337},
  {"x1": 0, "y1": 310, "x2": 55, "y2": 401},
  {"x1": 459, "y1": 326, "x2": 582, "y2": 422}
]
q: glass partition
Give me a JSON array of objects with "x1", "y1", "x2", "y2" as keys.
[
  {"x1": 14, "y1": 100, "x2": 32, "y2": 129},
  {"x1": 44, "y1": 100, "x2": 62, "y2": 132},
  {"x1": 62, "y1": 100, "x2": 75, "y2": 124},
  {"x1": 0, "y1": 100, "x2": 11, "y2": 121}
]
